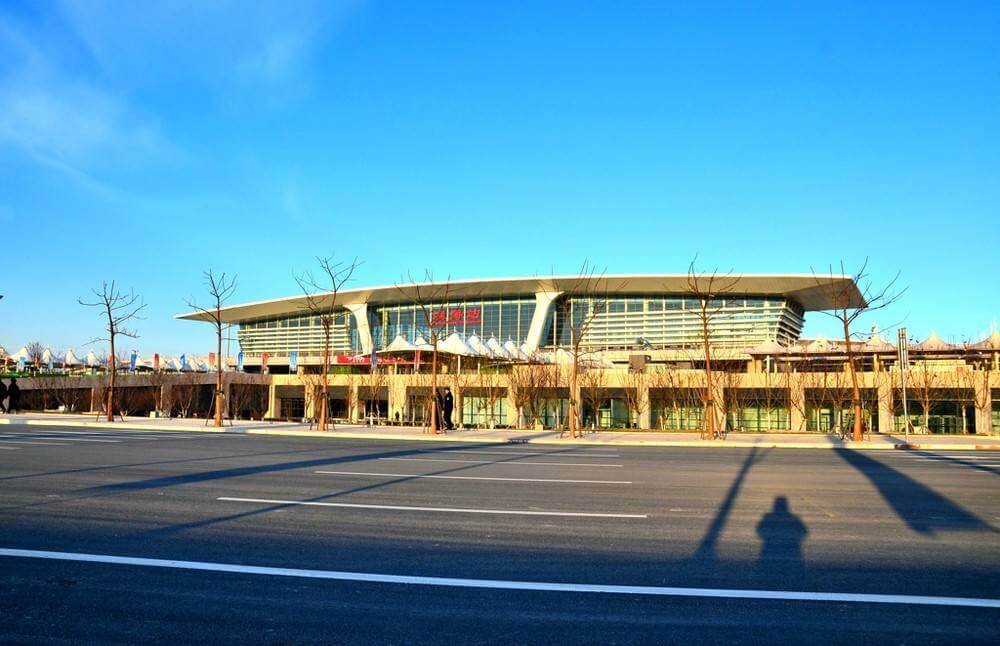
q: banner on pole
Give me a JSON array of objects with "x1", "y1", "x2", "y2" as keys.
[
  {"x1": 180, "y1": 354, "x2": 187, "y2": 371},
  {"x1": 289, "y1": 351, "x2": 298, "y2": 373},
  {"x1": 17, "y1": 357, "x2": 25, "y2": 372},
  {"x1": 153, "y1": 353, "x2": 160, "y2": 370},
  {"x1": 237, "y1": 351, "x2": 244, "y2": 372},
  {"x1": 129, "y1": 351, "x2": 137, "y2": 372},
  {"x1": 209, "y1": 352, "x2": 216, "y2": 367}
]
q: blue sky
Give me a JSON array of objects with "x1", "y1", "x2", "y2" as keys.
[{"x1": 1, "y1": 1, "x2": 998, "y2": 356}]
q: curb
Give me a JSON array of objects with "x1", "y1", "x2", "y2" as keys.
[{"x1": 0, "y1": 418, "x2": 226, "y2": 433}]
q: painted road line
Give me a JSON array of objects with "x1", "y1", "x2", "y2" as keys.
[
  {"x1": 21, "y1": 430, "x2": 161, "y2": 439},
  {"x1": 216, "y1": 496, "x2": 646, "y2": 518},
  {"x1": 0, "y1": 445, "x2": 19, "y2": 450},
  {"x1": 7, "y1": 436, "x2": 119, "y2": 443},
  {"x1": 0, "y1": 440, "x2": 63, "y2": 445},
  {"x1": 378, "y1": 457, "x2": 624, "y2": 467},
  {"x1": 421, "y1": 449, "x2": 620, "y2": 458},
  {"x1": 2, "y1": 548, "x2": 998, "y2": 609},
  {"x1": 314, "y1": 470, "x2": 632, "y2": 484}
]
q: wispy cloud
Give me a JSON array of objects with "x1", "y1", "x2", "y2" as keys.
[
  {"x1": 0, "y1": 18, "x2": 174, "y2": 193},
  {"x1": 57, "y1": 0, "x2": 363, "y2": 104}
]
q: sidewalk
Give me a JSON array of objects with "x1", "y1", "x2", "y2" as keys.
[{"x1": 3, "y1": 412, "x2": 999, "y2": 450}]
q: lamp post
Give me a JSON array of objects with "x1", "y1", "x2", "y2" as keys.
[{"x1": 898, "y1": 328, "x2": 910, "y2": 442}]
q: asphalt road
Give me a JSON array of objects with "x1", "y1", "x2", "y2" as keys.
[{"x1": 1, "y1": 425, "x2": 999, "y2": 644}]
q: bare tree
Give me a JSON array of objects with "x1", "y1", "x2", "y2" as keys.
[
  {"x1": 813, "y1": 260, "x2": 905, "y2": 441},
  {"x1": 395, "y1": 270, "x2": 453, "y2": 434},
  {"x1": 685, "y1": 257, "x2": 740, "y2": 439},
  {"x1": 25, "y1": 341, "x2": 44, "y2": 369},
  {"x1": 185, "y1": 270, "x2": 237, "y2": 428},
  {"x1": 579, "y1": 365, "x2": 608, "y2": 430},
  {"x1": 78, "y1": 282, "x2": 146, "y2": 422},
  {"x1": 362, "y1": 366, "x2": 389, "y2": 424},
  {"x1": 620, "y1": 369, "x2": 648, "y2": 430},
  {"x1": 295, "y1": 255, "x2": 361, "y2": 432},
  {"x1": 550, "y1": 261, "x2": 613, "y2": 439}
]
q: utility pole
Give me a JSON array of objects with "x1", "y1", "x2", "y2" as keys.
[{"x1": 898, "y1": 327, "x2": 910, "y2": 442}]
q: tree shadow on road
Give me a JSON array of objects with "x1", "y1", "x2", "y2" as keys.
[
  {"x1": 691, "y1": 447, "x2": 769, "y2": 563},
  {"x1": 834, "y1": 448, "x2": 995, "y2": 535}
]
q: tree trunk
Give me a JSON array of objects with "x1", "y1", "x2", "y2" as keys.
[
  {"x1": 319, "y1": 343, "x2": 330, "y2": 432},
  {"x1": 702, "y1": 302, "x2": 715, "y2": 440},
  {"x1": 430, "y1": 346, "x2": 439, "y2": 433},
  {"x1": 214, "y1": 321, "x2": 223, "y2": 427},
  {"x1": 107, "y1": 332, "x2": 115, "y2": 422},
  {"x1": 842, "y1": 318, "x2": 864, "y2": 441}
]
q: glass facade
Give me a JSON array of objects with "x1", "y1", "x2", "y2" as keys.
[
  {"x1": 544, "y1": 294, "x2": 803, "y2": 350},
  {"x1": 237, "y1": 312, "x2": 353, "y2": 356},
  {"x1": 369, "y1": 298, "x2": 537, "y2": 350},
  {"x1": 233, "y1": 290, "x2": 808, "y2": 357}
]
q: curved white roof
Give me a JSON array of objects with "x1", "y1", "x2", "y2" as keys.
[{"x1": 177, "y1": 274, "x2": 864, "y2": 324}]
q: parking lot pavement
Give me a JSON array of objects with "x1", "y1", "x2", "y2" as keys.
[{"x1": 1, "y1": 428, "x2": 998, "y2": 643}]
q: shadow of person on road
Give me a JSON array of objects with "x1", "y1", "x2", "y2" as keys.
[{"x1": 756, "y1": 496, "x2": 808, "y2": 583}]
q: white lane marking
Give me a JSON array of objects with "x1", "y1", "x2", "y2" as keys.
[
  {"x1": 421, "y1": 449, "x2": 620, "y2": 458},
  {"x1": 379, "y1": 457, "x2": 623, "y2": 467},
  {"x1": 2, "y1": 548, "x2": 997, "y2": 609},
  {"x1": 217, "y1": 496, "x2": 647, "y2": 518},
  {"x1": 0, "y1": 445, "x2": 19, "y2": 450},
  {"x1": 20, "y1": 430, "x2": 160, "y2": 440},
  {"x1": 314, "y1": 470, "x2": 632, "y2": 484},
  {"x1": 9, "y1": 436, "x2": 119, "y2": 443},
  {"x1": 0, "y1": 440, "x2": 60, "y2": 445}
]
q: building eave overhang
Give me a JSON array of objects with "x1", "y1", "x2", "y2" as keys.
[{"x1": 175, "y1": 274, "x2": 864, "y2": 324}]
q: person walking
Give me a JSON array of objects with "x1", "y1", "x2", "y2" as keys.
[
  {"x1": 0, "y1": 378, "x2": 7, "y2": 413},
  {"x1": 442, "y1": 386, "x2": 454, "y2": 430},
  {"x1": 6, "y1": 378, "x2": 20, "y2": 414}
]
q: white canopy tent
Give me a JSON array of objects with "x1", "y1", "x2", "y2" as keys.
[
  {"x1": 748, "y1": 340, "x2": 786, "y2": 355},
  {"x1": 439, "y1": 332, "x2": 475, "y2": 356},
  {"x1": 84, "y1": 351, "x2": 104, "y2": 368},
  {"x1": 972, "y1": 330, "x2": 1000, "y2": 351},
  {"x1": 466, "y1": 334, "x2": 491, "y2": 358},
  {"x1": 862, "y1": 333, "x2": 895, "y2": 353},
  {"x1": 411, "y1": 336, "x2": 435, "y2": 352},
  {"x1": 485, "y1": 337, "x2": 509, "y2": 359},
  {"x1": 63, "y1": 349, "x2": 83, "y2": 367},
  {"x1": 383, "y1": 335, "x2": 417, "y2": 353},
  {"x1": 912, "y1": 330, "x2": 954, "y2": 352},
  {"x1": 10, "y1": 346, "x2": 30, "y2": 362},
  {"x1": 502, "y1": 340, "x2": 529, "y2": 361},
  {"x1": 40, "y1": 348, "x2": 60, "y2": 366}
]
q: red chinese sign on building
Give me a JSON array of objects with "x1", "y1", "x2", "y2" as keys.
[{"x1": 430, "y1": 307, "x2": 481, "y2": 327}]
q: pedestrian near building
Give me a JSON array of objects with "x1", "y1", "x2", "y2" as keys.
[
  {"x1": 6, "y1": 378, "x2": 20, "y2": 414},
  {"x1": 442, "y1": 386, "x2": 454, "y2": 430},
  {"x1": 0, "y1": 379, "x2": 7, "y2": 413}
]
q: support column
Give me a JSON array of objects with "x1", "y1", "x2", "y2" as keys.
[
  {"x1": 638, "y1": 377, "x2": 651, "y2": 430},
  {"x1": 351, "y1": 382, "x2": 364, "y2": 423},
  {"x1": 878, "y1": 374, "x2": 893, "y2": 435},
  {"x1": 90, "y1": 387, "x2": 102, "y2": 414},
  {"x1": 159, "y1": 384, "x2": 173, "y2": 416},
  {"x1": 265, "y1": 381, "x2": 280, "y2": 418},
  {"x1": 789, "y1": 373, "x2": 806, "y2": 433},
  {"x1": 388, "y1": 377, "x2": 406, "y2": 424},
  {"x1": 523, "y1": 291, "x2": 562, "y2": 353},
  {"x1": 505, "y1": 374, "x2": 519, "y2": 428},
  {"x1": 344, "y1": 303, "x2": 373, "y2": 355},
  {"x1": 974, "y1": 373, "x2": 991, "y2": 435},
  {"x1": 304, "y1": 383, "x2": 316, "y2": 421}
]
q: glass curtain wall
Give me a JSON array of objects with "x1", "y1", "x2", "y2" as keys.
[
  {"x1": 544, "y1": 295, "x2": 803, "y2": 350},
  {"x1": 368, "y1": 298, "x2": 536, "y2": 351}
]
